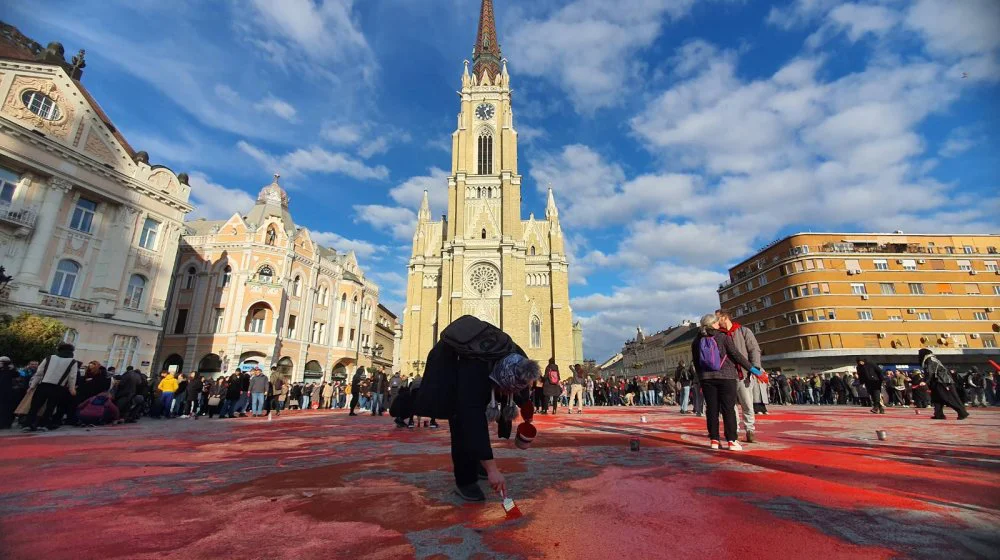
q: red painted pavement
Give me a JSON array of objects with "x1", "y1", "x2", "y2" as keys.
[{"x1": 0, "y1": 406, "x2": 997, "y2": 559}]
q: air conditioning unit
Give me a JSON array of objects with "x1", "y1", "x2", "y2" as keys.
[
  {"x1": 896, "y1": 259, "x2": 904, "y2": 264},
  {"x1": 877, "y1": 333, "x2": 886, "y2": 339},
  {"x1": 941, "y1": 333, "x2": 950, "y2": 338},
  {"x1": 918, "y1": 259, "x2": 926, "y2": 264},
  {"x1": 862, "y1": 294, "x2": 870, "y2": 300},
  {"x1": 907, "y1": 308, "x2": 916, "y2": 314},
  {"x1": 971, "y1": 333, "x2": 980, "y2": 339},
  {"x1": 847, "y1": 270, "x2": 855, "y2": 275},
  {"x1": 970, "y1": 270, "x2": 977, "y2": 275},
  {"x1": 938, "y1": 337, "x2": 948, "y2": 344}
]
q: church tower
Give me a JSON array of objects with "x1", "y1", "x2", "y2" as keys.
[{"x1": 401, "y1": 0, "x2": 574, "y2": 376}]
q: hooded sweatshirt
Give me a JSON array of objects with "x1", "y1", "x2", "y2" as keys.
[{"x1": 158, "y1": 374, "x2": 179, "y2": 393}]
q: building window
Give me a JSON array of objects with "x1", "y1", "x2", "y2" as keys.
[
  {"x1": 845, "y1": 259, "x2": 862, "y2": 273},
  {"x1": 138, "y1": 218, "x2": 159, "y2": 250},
  {"x1": 246, "y1": 304, "x2": 269, "y2": 333},
  {"x1": 340, "y1": 293, "x2": 347, "y2": 308},
  {"x1": 973, "y1": 312, "x2": 989, "y2": 321},
  {"x1": 994, "y1": 286, "x2": 1000, "y2": 296},
  {"x1": 287, "y1": 314, "x2": 297, "y2": 338},
  {"x1": 265, "y1": 225, "x2": 277, "y2": 246},
  {"x1": 70, "y1": 198, "x2": 97, "y2": 233},
  {"x1": 481, "y1": 228, "x2": 487, "y2": 239},
  {"x1": 530, "y1": 316, "x2": 541, "y2": 348},
  {"x1": 879, "y1": 283, "x2": 896, "y2": 295},
  {"x1": 901, "y1": 259, "x2": 917, "y2": 271},
  {"x1": 917, "y1": 312, "x2": 932, "y2": 321},
  {"x1": 966, "y1": 284, "x2": 980, "y2": 294},
  {"x1": 762, "y1": 295, "x2": 772, "y2": 307},
  {"x1": 320, "y1": 323, "x2": 327, "y2": 344},
  {"x1": 319, "y1": 286, "x2": 329, "y2": 305},
  {"x1": 946, "y1": 246, "x2": 955, "y2": 254},
  {"x1": 107, "y1": 335, "x2": 139, "y2": 371},
  {"x1": 185, "y1": 266, "x2": 196, "y2": 289},
  {"x1": 873, "y1": 259, "x2": 888, "y2": 270},
  {"x1": 174, "y1": 309, "x2": 188, "y2": 334},
  {"x1": 858, "y1": 310, "x2": 873, "y2": 321},
  {"x1": 887, "y1": 313, "x2": 902, "y2": 321},
  {"x1": 49, "y1": 259, "x2": 79, "y2": 297},
  {"x1": 477, "y1": 131, "x2": 494, "y2": 174},
  {"x1": 827, "y1": 310, "x2": 837, "y2": 320},
  {"x1": 851, "y1": 283, "x2": 867, "y2": 295},
  {"x1": 311, "y1": 322, "x2": 320, "y2": 343},
  {"x1": 908, "y1": 283, "x2": 925, "y2": 295},
  {"x1": 123, "y1": 274, "x2": 146, "y2": 309},
  {"x1": 338, "y1": 326, "x2": 345, "y2": 342},
  {"x1": 257, "y1": 265, "x2": 273, "y2": 283},
  {"x1": 292, "y1": 275, "x2": 301, "y2": 297},
  {"x1": 62, "y1": 328, "x2": 78, "y2": 345},
  {"x1": 353, "y1": 295, "x2": 359, "y2": 314},
  {"x1": 963, "y1": 245, "x2": 974, "y2": 254},
  {"x1": 214, "y1": 308, "x2": 225, "y2": 333},
  {"x1": 937, "y1": 283, "x2": 952, "y2": 294},
  {"x1": 222, "y1": 266, "x2": 232, "y2": 287},
  {"x1": 530, "y1": 246, "x2": 536, "y2": 256},
  {"x1": 985, "y1": 261, "x2": 998, "y2": 272},
  {"x1": 349, "y1": 328, "x2": 356, "y2": 343},
  {"x1": 0, "y1": 168, "x2": 17, "y2": 202},
  {"x1": 957, "y1": 260, "x2": 972, "y2": 271},
  {"x1": 983, "y1": 334, "x2": 997, "y2": 348},
  {"x1": 21, "y1": 90, "x2": 61, "y2": 120}
]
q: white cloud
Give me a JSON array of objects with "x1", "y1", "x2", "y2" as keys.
[
  {"x1": 938, "y1": 127, "x2": 979, "y2": 158},
  {"x1": 311, "y1": 231, "x2": 385, "y2": 259},
  {"x1": 254, "y1": 95, "x2": 298, "y2": 121},
  {"x1": 237, "y1": 141, "x2": 389, "y2": 180},
  {"x1": 507, "y1": 0, "x2": 699, "y2": 112},
  {"x1": 186, "y1": 172, "x2": 256, "y2": 221},
  {"x1": 905, "y1": 0, "x2": 1000, "y2": 56},
  {"x1": 353, "y1": 204, "x2": 418, "y2": 240},
  {"x1": 322, "y1": 123, "x2": 364, "y2": 145},
  {"x1": 388, "y1": 167, "x2": 450, "y2": 214}
]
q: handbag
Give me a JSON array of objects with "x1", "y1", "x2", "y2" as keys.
[{"x1": 208, "y1": 396, "x2": 221, "y2": 407}]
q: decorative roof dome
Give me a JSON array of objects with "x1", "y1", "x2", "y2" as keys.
[{"x1": 257, "y1": 173, "x2": 289, "y2": 208}]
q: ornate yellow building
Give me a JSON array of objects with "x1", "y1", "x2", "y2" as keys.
[
  {"x1": 157, "y1": 176, "x2": 379, "y2": 382},
  {"x1": 400, "y1": 0, "x2": 574, "y2": 376}
]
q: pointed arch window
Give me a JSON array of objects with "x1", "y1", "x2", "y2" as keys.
[
  {"x1": 530, "y1": 316, "x2": 542, "y2": 348},
  {"x1": 530, "y1": 246, "x2": 536, "y2": 256},
  {"x1": 292, "y1": 275, "x2": 302, "y2": 297},
  {"x1": 477, "y1": 130, "x2": 493, "y2": 175},
  {"x1": 185, "y1": 266, "x2": 197, "y2": 290},
  {"x1": 221, "y1": 265, "x2": 232, "y2": 287},
  {"x1": 481, "y1": 228, "x2": 487, "y2": 239},
  {"x1": 257, "y1": 265, "x2": 273, "y2": 284}
]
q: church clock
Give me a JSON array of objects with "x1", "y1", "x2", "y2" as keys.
[{"x1": 475, "y1": 103, "x2": 495, "y2": 120}]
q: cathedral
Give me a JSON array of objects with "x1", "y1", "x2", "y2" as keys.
[{"x1": 400, "y1": 0, "x2": 576, "y2": 376}]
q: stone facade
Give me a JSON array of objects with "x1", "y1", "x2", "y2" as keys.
[
  {"x1": 400, "y1": 1, "x2": 575, "y2": 376},
  {"x1": 373, "y1": 304, "x2": 398, "y2": 373},
  {"x1": 0, "y1": 30, "x2": 191, "y2": 369},
  {"x1": 156, "y1": 176, "x2": 379, "y2": 382}
]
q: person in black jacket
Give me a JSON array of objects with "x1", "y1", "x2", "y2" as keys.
[
  {"x1": 349, "y1": 367, "x2": 365, "y2": 416},
  {"x1": 691, "y1": 314, "x2": 761, "y2": 451},
  {"x1": 0, "y1": 357, "x2": 15, "y2": 429},
  {"x1": 220, "y1": 370, "x2": 242, "y2": 418},
  {"x1": 918, "y1": 349, "x2": 969, "y2": 420},
  {"x1": 414, "y1": 316, "x2": 539, "y2": 502},
  {"x1": 856, "y1": 357, "x2": 885, "y2": 414}
]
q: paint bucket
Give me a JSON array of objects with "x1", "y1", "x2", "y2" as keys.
[
  {"x1": 629, "y1": 438, "x2": 640, "y2": 452},
  {"x1": 640, "y1": 416, "x2": 647, "y2": 423},
  {"x1": 515, "y1": 422, "x2": 536, "y2": 450},
  {"x1": 875, "y1": 430, "x2": 887, "y2": 441}
]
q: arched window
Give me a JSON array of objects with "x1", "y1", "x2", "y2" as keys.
[
  {"x1": 530, "y1": 316, "x2": 542, "y2": 348},
  {"x1": 265, "y1": 224, "x2": 277, "y2": 246},
  {"x1": 221, "y1": 265, "x2": 232, "y2": 287},
  {"x1": 352, "y1": 295, "x2": 359, "y2": 314},
  {"x1": 124, "y1": 274, "x2": 146, "y2": 309},
  {"x1": 341, "y1": 293, "x2": 347, "y2": 308},
  {"x1": 292, "y1": 275, "x2": 301, "y2": 297},
  {"x1": 257, "y1": 265, "x2": 273, "y2": 283},
  {"x1": 245, "y1": 303, "x2": 270, "y2": 333},
  {"x1": 185, "y1": 266, "x2": 196, "y2": 289},
  {"x1": 22, "y1": 90, "x2": 61, "y2": 120},
  {"x1": 530, "y1": 246, "x2": 536, "y2": 256},
  {"x1": 481, "y1": 228, "x2": 487, "y2": 239},
  {"x1": 477, "y1": 131, "x2": 493, "y2": 175},
  {"x1": 50, "y1": 259, "x2": 79, "y2": 297},
  {"x1": 320, "y1": 286, "x2": 329, "y2": 305}
]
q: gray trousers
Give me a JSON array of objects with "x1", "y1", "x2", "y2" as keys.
[{"x1": 734, "y1": 378, "x2": 755, "y2": 432}]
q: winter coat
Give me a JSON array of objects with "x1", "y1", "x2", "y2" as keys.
[
  {"x1": 158, "y1": 375, "x2": 179, "y2": 393},
  {"x1": 186, "y1": 377, "x2": 204, "y2": 398},
  {"x1": 690, "y1": 328, "x2": 754, "y2": 381},
  {"x1": 542, "y1": 366, "x2": 562, "y2": 397},
  {"x1": 248, "y1": 373, "x2": 269, "y2": 393}
]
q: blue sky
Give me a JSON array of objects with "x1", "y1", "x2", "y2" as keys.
[{"x1": 4, "y1": 0, "x2": 998, "y2": 361}]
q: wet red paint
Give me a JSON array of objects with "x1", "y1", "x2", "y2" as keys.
[{"x1": 1, "y1": 406, "x2": 996, "y2": 559}]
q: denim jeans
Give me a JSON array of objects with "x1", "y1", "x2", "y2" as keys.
[
  {"x1": 219, "y1": 398, "x2": 236, "y2": 417},
  {"x1": 251, "y1": 392, "x2": 266, "y2": 415},
  {"x1": 679, "y1": 386, "x2": 691, "y2": 411},
  {"x1": 647, "y1": 390, "x2": 656, "y2": 406},
  {"x1": 234, "y1": 393, "x2": 248, "y2": 414},
  {"x1": 370, "y1": 393, "x2": 383, "y2": 414},
  {"x1": 159, "y1": 392, "x2": 175, "y2": 418},
  {"x1": 585, "y1": 390, "x2": 594, "y2": 406}
]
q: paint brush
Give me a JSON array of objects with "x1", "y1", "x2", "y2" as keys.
[{"x1": 501, "y1": 490, "x2": 522, "y2": 519}]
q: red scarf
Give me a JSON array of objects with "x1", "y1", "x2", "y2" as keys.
[{"x1": 723, "y1": 321, "x2": 745, "y2": 378}]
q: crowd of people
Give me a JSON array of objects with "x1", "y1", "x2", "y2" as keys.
[{"x1": 0, "y1": 342, "x2": 428, "y2": 432}]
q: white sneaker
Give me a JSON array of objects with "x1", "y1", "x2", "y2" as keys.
[
  {"x1": 727, "y1": 441, "x2": 743, "y2": 451},
  {"x1": 179, "y1": 415, "x2": 189, "y2": 419},
  {"x1": 710, "y1": 440, "x2": 720, "y2": 450}
]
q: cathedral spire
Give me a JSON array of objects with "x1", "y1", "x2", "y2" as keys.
[
  {"x1": 418, "y1": 189, "x2": 431, "y2": 221},
  {"x1": 472, "y1": 0, "x2": 501, "y2": 82},
  {"x1": 545, "y1": 186, "x2": 559, "y2": 220}
]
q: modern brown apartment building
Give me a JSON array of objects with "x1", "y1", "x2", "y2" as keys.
[{"x1": 718, "y1": 233, "x2": 1000, "y2": 375}]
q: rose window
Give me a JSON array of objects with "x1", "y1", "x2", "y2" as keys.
[{"x1": 469, "y1": 264, "x2": 499, "y2": 296}]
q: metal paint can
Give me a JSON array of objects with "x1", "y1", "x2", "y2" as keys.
[
  {"x1": 640, "y1": 416, "x2": 647, "y2": 423},
  {"x1": 875, "y1": 430, "x2": 887, "y2": 441},
  {"x1": 629, "y1": 438, "x2": 640, "y2": 452}
]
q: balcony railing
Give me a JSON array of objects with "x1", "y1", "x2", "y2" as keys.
[
  {"x1": 39, "y1": 293, "x2": 96, "y2": 313},
  {"x1": 0, "y1": 201, "x2": 37, "y2": 228}
]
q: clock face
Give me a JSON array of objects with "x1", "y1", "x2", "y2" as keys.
[{"x1": 475, "y1": 103, "x2": 495, "y2": 120}]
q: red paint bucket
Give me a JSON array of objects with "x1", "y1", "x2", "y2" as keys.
[{"x1": 515, "y1": 423, "x2": 536, "y2": 450}]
